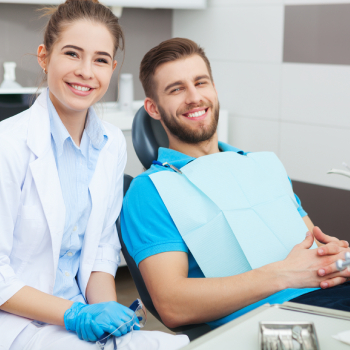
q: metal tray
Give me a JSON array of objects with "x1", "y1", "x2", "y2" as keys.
[{"x1": 259, "y1": 321, "x2": 320, "y2": 350}]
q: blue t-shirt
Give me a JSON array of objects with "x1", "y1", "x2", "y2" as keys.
[{"x1": 121, "y1": 142, "x2": 316, "y2": 328}]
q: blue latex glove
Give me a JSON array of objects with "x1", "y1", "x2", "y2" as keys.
[{"x1": 64, "y1": 301, "x2": 137, "y2": 342}]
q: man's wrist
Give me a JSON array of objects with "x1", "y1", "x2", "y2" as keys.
[{"x1": 259, "y1": 261, "x2": 290, "y2": 291}]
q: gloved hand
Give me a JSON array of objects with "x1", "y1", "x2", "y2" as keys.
[{"x1": 64, "y1": 301, "x2": 138, "y2": 342}]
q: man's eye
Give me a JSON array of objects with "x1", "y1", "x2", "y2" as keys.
[
  {"x1": 171, "y1": 88, "x2": 181, "y2": 93},
  {"x1": 197, "y1": 81, "x2": 207, "y2": 86},
  {"x1": 65, "y1": 51, "x2": 78, "y2": 58}
]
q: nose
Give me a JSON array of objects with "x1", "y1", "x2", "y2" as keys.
[
  {"x1": 75, "y1": 59, "x2": 94, "y2": 80},
  {"x1": 185, "y1": 84, "x2": 202, "y2": 105}
]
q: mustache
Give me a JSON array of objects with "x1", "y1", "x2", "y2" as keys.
[{"x1": 177, "y1": 102, "x2": 213, "y2": 116}]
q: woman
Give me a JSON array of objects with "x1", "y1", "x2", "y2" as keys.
[{"x1": 0, "y1": 1, "x2": 189, "y2": 349}]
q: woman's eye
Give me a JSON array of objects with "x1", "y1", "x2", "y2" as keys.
[
  {"x1": 65, "y1": 51, "x2": 78, "y2": 58},
  {"x1": 96, "y1": 58, "x2": 108, "y2": 64}
]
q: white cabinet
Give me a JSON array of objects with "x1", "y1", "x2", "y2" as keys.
[{"x1": 0, "y1": 0, "x2": 207, "y2": 9}]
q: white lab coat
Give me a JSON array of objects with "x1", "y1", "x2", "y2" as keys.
[{"x1": 0, "y1": 89, "x2": 126, "y2": 349}]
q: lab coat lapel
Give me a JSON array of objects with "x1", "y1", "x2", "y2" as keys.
[
  {"x1": 27, "y1": 90, "x2": 65, "y2": 274},
  {"x1": 79, "y1": 139, "x2": 114, "y2": 294}
]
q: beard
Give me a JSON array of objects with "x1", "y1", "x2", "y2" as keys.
[{"x1": 157, "y1": 100, "x2": 220, "y2": 144}]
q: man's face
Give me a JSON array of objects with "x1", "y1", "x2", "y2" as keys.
[{"x1": 153, "y1": 55, "x2": 219, "y2": 144}]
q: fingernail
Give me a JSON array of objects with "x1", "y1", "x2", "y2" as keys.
[
  {"x1": 322, "y1": 282, "x2": 328, "y2": 289},
  {"x1": 346, "y1": 241, "x2": 349, "y2": 246},
  {"x1": 319, "y1": 269, "x2": 325, "y2": 276},
  {"x1": 306, "y1": 232, "x2": 311, "y2": 237},
  {"x1": 318, "y1": 249, "x2": 324, "y2": 255}
]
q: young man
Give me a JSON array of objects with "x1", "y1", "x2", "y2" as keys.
[{"x1": 121, "y1": 38, "x2": 350, "y2": 330}]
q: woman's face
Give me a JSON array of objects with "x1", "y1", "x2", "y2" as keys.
[{"x1": 38, "y1": 20, "x2": 117, "y2": 116}]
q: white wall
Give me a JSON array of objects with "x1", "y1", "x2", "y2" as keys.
[{"x1": 173, "y1": 0, "x2": 350, "y2": 191}]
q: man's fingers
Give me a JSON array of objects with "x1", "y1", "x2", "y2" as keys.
[
  {"x1": 298, "y1": 232, "x2": 314, "y2": 249},
  {"x1": 317, "y1": 243, "x2": 341, "y2": 256},
  {"x1": 313, "y1": 226, "x2": 333, "y2": 244},
  {"x1": 318, "y1": 260, "x2": 350, "y2": 277},
  {"x1": 313, "y1": 226, "x2": 349, "y2": 247},
  {"x1": 318, "y1": 264, "x2": 335, "y2": 276},
  {"x1": 340, "y1": 240, "x2": 350, "y2": 248},
  {"x1": 320, "y1": 276, "x2": 347, "y2": 289}
]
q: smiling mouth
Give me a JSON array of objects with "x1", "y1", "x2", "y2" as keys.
[
  {"x1": 183, "y1": 108, "x2": 208, "y2": 118},
  {"x1": 67, "y1": 83, "x2": 92, "y2": 92}
]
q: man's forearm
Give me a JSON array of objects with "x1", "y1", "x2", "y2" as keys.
[
  {"x1": 86, "y1": 271, "x2": 118, "y2": 304},
  {"x1": 158, "y1": 264, "x2": 285, "y2": 328},
  {"x1": 140, "y1": 252, "x2": 287, "y2": 328},
  {"x1": 140, "y1": 232, "x2": 350, "y2": 328}
]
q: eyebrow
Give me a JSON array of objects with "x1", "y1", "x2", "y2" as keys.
[
  {"x1": 164, "y1": 74, "x2": 211, "y2": 92},
  {"x1": 61, "y1": 45, "x2": 112, "y2": 59}
]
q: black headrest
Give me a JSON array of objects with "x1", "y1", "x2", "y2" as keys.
[{"x1": 132, "y1": 106, "x2": 169, "y2": 169}]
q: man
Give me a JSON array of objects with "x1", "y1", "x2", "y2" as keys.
[{"x1": 121, "y1": 38, "x2": 350, "y2": 330}]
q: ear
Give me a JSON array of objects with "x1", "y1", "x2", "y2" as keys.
[
  {"x1": 112, "y1": 60, "x2": 117, "y2": 71},
  {"x1": 37, "y1": 44, "x2": 48, "y2": 71},
  {"x1": 144, "y1": 97, "x2": 161, "y2": 121}
]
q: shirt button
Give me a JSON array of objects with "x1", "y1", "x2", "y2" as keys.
[
  {"x1": 67, "y1": 252, "x2": 73, "y2": 257},
  {"x1": 65, "y1": 271, "x2": 70, "y2": 277},
  {"x1": 73, "y1": 226, "x2": 77, "y2": 231}
]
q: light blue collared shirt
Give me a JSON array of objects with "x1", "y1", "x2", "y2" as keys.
[{"x1": 47, "y1": 92, "x2": 108, "y2": 302}]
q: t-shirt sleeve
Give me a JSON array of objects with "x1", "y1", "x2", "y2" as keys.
[
  {"x1": 288, "y1": 177, "x2": 308, "y2": 218},
  {"x1": 121, "y1": 174, "x2": 188, "y2": 266}
]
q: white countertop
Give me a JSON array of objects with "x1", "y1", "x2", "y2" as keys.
[{"x1": 94, "y1": 100, "x2": 144, "y2": 131}]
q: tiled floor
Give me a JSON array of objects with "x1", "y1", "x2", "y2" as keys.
[{"x1": 115, "y1": 266, "x2": 174, "y2": 335}]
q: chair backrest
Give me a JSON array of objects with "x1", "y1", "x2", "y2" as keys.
[
  {"x1": 132, "y1": 106, "x2": 169, "y2": 169},
  {"x1": 117, "y1": 174, "x2": 163, "y2": 324},
  {"x1": 117, "y1": 174, "x2": 209, "y2": 335}
]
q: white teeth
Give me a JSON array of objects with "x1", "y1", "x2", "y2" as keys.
[
  {"x1": 71, "y1": 84, "x2": 91, "y2": 92},
  {"x1": 187, "y1": 110, "x2": 206, "y2": 118}
]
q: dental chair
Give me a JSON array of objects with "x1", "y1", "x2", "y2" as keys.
[
  {"x1": 116, "y1": 107, "x2": 211, "y2": 341},
  {"x1": 132, "y1": 106, "x2": 169, "y2": 169}
]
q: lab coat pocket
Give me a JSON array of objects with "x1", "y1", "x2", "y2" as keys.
[{"x1": 12, "y1": 204, "x2": 47, "y2": 265}]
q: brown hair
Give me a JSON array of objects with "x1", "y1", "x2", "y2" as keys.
[
  {"x1": 139, "y1": 38, "x2": 213, "y2": 101},
  {"x1": 41, "y1": 0, "x2": 124, "y2": 60}
]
